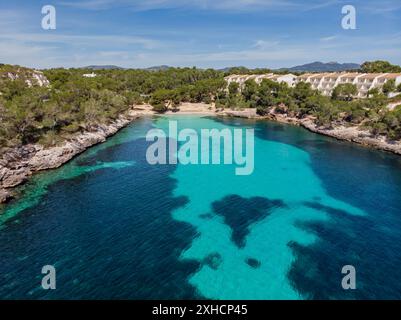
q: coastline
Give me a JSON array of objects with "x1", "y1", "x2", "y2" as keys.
[
  {"x1": 1, "y1": 103, "x2": 401, "y2": 205},
  {"x1": 0, "y1": 103, "x2": 215, "y2": 204},
  {"x1": 299, "y1": 119, "x2": 401, "y2": 155},
  {"x1": 221, "y1": 108, "x2": 401, "y2": 155},
  {"x1": 0, "y1": 107, "x2": 154, "y2": 204}
]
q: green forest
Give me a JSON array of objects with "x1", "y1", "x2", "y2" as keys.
[
  {"x1": 0, "y1": 66, "x2": 225, "y2": 149},
  {"x1": 1, "y1": 60, "x2": 401, "y2": 152}
]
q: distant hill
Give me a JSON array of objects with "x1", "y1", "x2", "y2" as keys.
[
  {"x1": 219, "y1": 66, "x2": 272, "y2": 74},
  {"x1": 145, "y1": 65, "x2": 172, "y2": 71},
  {"x1": 81, "y1": 65, "x2": 173, "y2": 71},
  {"x1": 219, "y1": 66, "x2": 248, "y2": 73},
  {"x1": 84, "y1": 65, "x2": 124, "y2": 70},
  {"x1": 284, "y1": 61, "x2": 360, "y2": 72},
  {"x1": 78, "y1": 62, "x2": 361, "y2": 73},
  {"x1": 219, "y1": 67, "x2": 233, "y2": 73}
]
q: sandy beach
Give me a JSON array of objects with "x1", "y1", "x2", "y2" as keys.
[{"x1": 165, "y1": 102, "x2": 217, "y2": 115}]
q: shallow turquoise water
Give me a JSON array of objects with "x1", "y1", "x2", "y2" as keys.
[{"x1": 1, "y1": 115, "x2": 401, "y2": 299}]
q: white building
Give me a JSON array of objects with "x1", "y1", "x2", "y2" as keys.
[
  {"x1": 226, "y1": 72, "x2": 401, "y2": 98},
  {"x1": 83, "y1": 72, "x2": 97, "y2": 78},
  {"x1": 225, "y1": 73, "x2": 297, "y2": 89},
  {"x1": 296, "y1": 72, "x2": 401, "y2": 98}
]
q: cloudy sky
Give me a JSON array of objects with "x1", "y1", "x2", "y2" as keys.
[{"x1": 0, "y1": 0, "x2": 400, "y2": 69}]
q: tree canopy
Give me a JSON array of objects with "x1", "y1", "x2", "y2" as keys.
[
  {"x1": 0, "y1": 66, "x2": 225, "y2": 148},
  {"x1": 332, "y1": 84, "x2": 358, "y2": 101},
  {"x1": 361, "y1": 61, "x2": 401, "y2": 73}
]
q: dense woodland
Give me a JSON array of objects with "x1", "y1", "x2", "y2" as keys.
[
  {"x1": 0, "y1": 60, "x2": 401, "y2": 151},
  {"x1": 0, "y1": 66, "x2": 225, "y2": 148}
]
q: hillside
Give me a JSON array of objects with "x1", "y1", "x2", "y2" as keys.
[
  {"x1": 84, "y1": 65, "x2": 124, "y2": 70},
  {"x1": 0, "y1": 64, "x2": 49, "y2": 88},
  {"x1": 145, "y1": 65, "x2": 172, "y2": 72},
  {"x1": 285, "y1": 61, "x2": 361, "y2": 72}
]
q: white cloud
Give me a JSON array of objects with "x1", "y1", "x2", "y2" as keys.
[
  {"x1": 2, "y1": 30, "x2": 401, "y2": 69},
  {"x1": 320, "y1": 35, "x2": 338, "y2": 42},
  {"x1": 253, "y1": 40, "x2": 280, "y2": 50},
  {"x1": 57, "y1": 0, "x2": 328, "y2": 12},
  {"x1": 58, "y1": 0, "x2": 401, "y2": 14},
  {"x1": 301, "y1": 0, "x2": 342, "y2": 11},
  {"x1": 58, "y1": 0, "x2": 119, "y2": 10},
  {"x1": 0, "y1": 33, "x2": 160, "y2": 50},
  {"x1": 362, "y1": 0, "x2": 401, "y2": 14}
]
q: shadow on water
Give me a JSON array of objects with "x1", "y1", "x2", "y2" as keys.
[
  {"x1": 289, "y1": 201, "x2": 401, "y2": 299},
  {"x1": 211, "y1": 195, "x2": 286, "y2": 248},
  {"x1": 210, "y1": 116, "x2": 401, "y2": 299},
  {"x1": 0, "y1": 124, "x2": 203, "y2": 299}
]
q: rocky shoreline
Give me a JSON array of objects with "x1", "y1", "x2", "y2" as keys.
[
  {"x1": 2, "y1": 105, "x2": 401, "y2": 205},
  {"x1": 221, "y1": 108, "x2": 401, "y2": 155},
  {"x1": 299, "y1": 119, "x2": 401, "y2": 155},
  {"x1": 0, "y1": 108, "x2": 152, "y2": 204}
]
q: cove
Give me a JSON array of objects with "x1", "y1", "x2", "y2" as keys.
[
  {"x1": 145, "y1": 120, "x2": 254, "y2": 175},
  {"x1": 1, "y1": 115, "x2": 401, "y2": 300},
  {"x1": 161, "y1": 116, "x2": 365, "y2": 300}
]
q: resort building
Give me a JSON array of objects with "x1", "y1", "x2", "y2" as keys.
[
  {"x1": 296, "y1": 72, "x2": 366, "y2": 97},
  {"x1": 225, "y1": 72, "x2": 401, "y2": 98},
  {"x1": 225, "y1": 73, "x2": 297, "y2": 88},
  {"x1": 83, "y1": 72, "x2": 97, "y2": 78}
]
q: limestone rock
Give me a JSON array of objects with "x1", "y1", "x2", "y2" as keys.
[
  {"x1": 0, "y1": 114, "x2": 138, "y2": 201},
  {"x1": 0, "y1": 189, "x2": 13, "y2": 204}
]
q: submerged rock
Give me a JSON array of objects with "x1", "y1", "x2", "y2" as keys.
[
  {"x1": 245, "y1": 258, "x2": 261, "y2": 269},
  {"x1": 0, "y1": 189, "x2": 13, "y2": 204},
  {"x1": 203, "y1": 253, "x2": 223, "y2": 270},
  {"x1": 212, "y1": 195, "x2": 286, "y2": 248}
]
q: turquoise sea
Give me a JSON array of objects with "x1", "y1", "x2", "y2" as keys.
[{"x1": 1, "y1": 115, "x2": 401, "y2": 299}]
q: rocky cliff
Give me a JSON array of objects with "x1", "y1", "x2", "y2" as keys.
[
  {"x1": 0, "y1": 110, "x2": 147, "y2": 204},
  {"x1": 0, "y1": 64, "x2": 50, "y2": 88}
]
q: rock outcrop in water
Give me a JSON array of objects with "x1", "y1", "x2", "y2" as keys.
[
  {"x1": 0, "y1": 109, "x2": 150, "y2": 204},
  {"x1": 0, "y1": 190, "x2": 13, "y2": 203}
]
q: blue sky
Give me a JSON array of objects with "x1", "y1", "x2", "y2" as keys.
[{"x1": 0, "y1": 0, "x2": 400, "y2": 69}]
